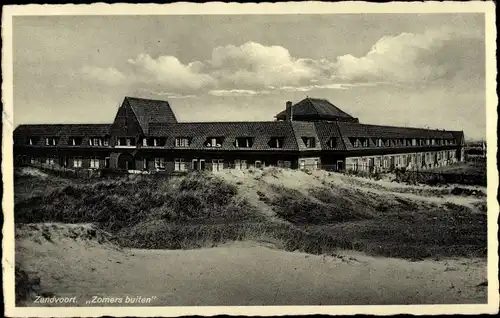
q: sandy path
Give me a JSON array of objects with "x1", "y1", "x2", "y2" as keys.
[{"x1": 17, "y1": 236, "x2": 487, "y2": 306}]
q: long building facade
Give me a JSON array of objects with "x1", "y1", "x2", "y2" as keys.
[{"x1": 13, "y1": 96, "x2": 465, "y2": 173}]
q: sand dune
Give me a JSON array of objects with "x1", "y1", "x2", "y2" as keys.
[{"x1": 16, "y1": 224, "x2": 487, "y2": 306}]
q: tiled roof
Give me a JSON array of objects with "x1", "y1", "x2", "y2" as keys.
[
  {"x1": 337, "y1": 122, "x2": 458, "y2": 151},
  {"x1": 14, "y1": 124, "x2": 112, "y2": 147},
  {"x1": 148, "y1": 121, "x2": 300, "y2": 151},
  {"x1": 337, "y1": 122, "x2": 456, "y2": 139},
  {"x1": 125, "y1": 97, "x2": 178, "y2": 133},
  {"x1": 314, "y1": 122, "x2": 346, "y2": 150},
  {"x1": 276, "y1": 97, "x2": 357, "y2": 121},
  {"x1": 14, "y1": 124, "x2": 111, "y2": 136}
]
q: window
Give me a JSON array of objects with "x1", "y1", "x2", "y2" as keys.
[
  {"x1": 431, "y1": 139, "x2": 436, "y2": 145},
  {"x1": 70, "y1": 137, "x2": 83, "y2": 146},
  {"x1": 328, "y1": 138, "x2": 337, "y2": 148},
  {"x1": 351, "y1": 138, "x2": 361, "y2": 148},
  {"x1": 302, "y1": 137, "x2": 316, "y2": 148},
  {"x1": 45, "y1": 157, "x2": 56, "y2": 165},
  {"x1": 118, "y1": 137, "x2": 135, "y2": 146},
  {"x1": 72, "y1": 157, "x2": 82, "y2": 168},
  {"x1": 205, "y1": 137, "x2": 223, "y2": 148},
  {"x1": 235, "y1": 137, "x2": 253, "y2": 148},
  {"x1": 269, "y1": 137, "x2": 284, "y2": 148},
  {"x1": 27, "y1": 137, "x2": 40, "y2": 145},
  {"x1": 155, "y1": 158, "x2": 166, "y2": 170},
  {"x1": 277, "y1": 160, "x2": 284, "y2": 168},
  {"x1": 376, "y1": 138, "x2": 384, "y2": 147},
  {"x1": 211, "y1": 159, "x2": 224, "y2": 171},
  {"x1": 90, "y1": 158, "x2": 100, "y2": 169},
  {"x1": 45, "y1": 137, "x2": 57, "y2": 146},
  {"x1": 175, "y1": 137, "x2": 190, "y2": 147},
  {"x1": 284, "y1": 161, "x2": 291, "y2": 168},
  {"x1": 299, "y1": 159, "x2": 306, "y2": 170},
  {"x1": 89, "y1": 137, "x2": 108, "y2": 146},
  {"x1": 353, "y1": 159, "x2": 359, "y2": 171},
  {"x1": 144, "y1": 137, "x2": 166, "y2": 147},
  {"x1": 234, "y1": 159, "x2": 248, "y2": 170},
  {"x1": 174, "y1": 158, "x2": 186, "y2": 171}
]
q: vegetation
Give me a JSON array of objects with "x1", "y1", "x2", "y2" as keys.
[{"x1": 14, "y1": 168, "x2": 487, "y2": 260}]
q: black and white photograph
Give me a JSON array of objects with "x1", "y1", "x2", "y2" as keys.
[{"x1": 2, "y1": 2, "x2": 498, "y2": 316}]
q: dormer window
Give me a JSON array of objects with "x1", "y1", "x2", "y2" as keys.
[
  {"x1": 70, "y1": 137, "x2": 83, "y2": 146},
  {"x1": 235, "y1": 137, "x2": 253, "y2": 148},
  {"x1": 89, "y1": 137, "x2": 107, "y2": 146},
  {"x1": 302, "y1": 137, "x2": 316, "y2": 148},
  {"x1": 350, "y1": 138, "x2": 362, "y2": 148},
  {"x1": 327, "y1": 138, "x2": 338, "y2": 148},
  {"x1": 117, "y1": 137, "x2": 135, "y2": 146},
  {"x1": 144, "y1": 137, "x2": 167, "y2": 147},
  {"x1": 412, "y1": 138, "x2": 417, "y2": 146},
  {"x1": 27, "y1": 137, "x2": 39, "y2": 146},
  {"x1": 205, "y1": 137, "x2": 223, "y2": 148},
  {"x1": 175, "y1": 137, "x2": 191, "y2": 147},
  {"x1": 269, "y1": 137, "x2": 284, "y2": 148},
  {"x1": 431, "y1": 139, "x2": 436, "y2": 145},
  {"x1": 375, "y1": 138, "x2": 384, "y2": 147},
  {"x1": 45, "y1": 137, "x2": 57, "y2": 146}
]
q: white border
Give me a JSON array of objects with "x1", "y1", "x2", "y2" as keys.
[{"x1": 2, "y1": 2, "x2": 498, "y2": 316}]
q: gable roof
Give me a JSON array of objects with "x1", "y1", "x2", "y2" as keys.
[
  {"x1": 314, "y1": 122, "x2": 346, "y2": 150},
  {"x1": 290, "y1": 121, "x2": 322, "y2": 151},
  {"x1": 275, "y1": 97, "x2": 358, "y2": 122},
  {"x1": 148, "y1": 121, "x2": 299, "y2": 151},
  {"x1": 125, "y1": 96, "x2": 178, "y2": 134}
]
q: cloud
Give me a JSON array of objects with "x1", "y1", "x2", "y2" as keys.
[
  {"x1": 208, "y1": 42, "x2": 330, "y2": 89},
  {"x1": 138, "y1": 88, "x2": 196, "y2": 99},
  {"x1": 208, "y1": 89, "x2": 270, "y2": 97},
  {"x1": 79, "y1": 28, "x2": 483, "y2": 95},
  {"x1": 332, "y1": 28, "x2": 483, "y2": 84},
  {"x1": 80, "y1": 66, "x2": 126, "y2": 86},
  {"x1": 127, "y1": 53, "x2": 216, "y2": 91}
]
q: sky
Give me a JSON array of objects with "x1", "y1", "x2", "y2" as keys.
[{"x1": 13, "y1": 13, "x2": 486, "y2": 139}]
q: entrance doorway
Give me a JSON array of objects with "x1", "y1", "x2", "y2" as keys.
[
  {"x1": 336, "y1": 160, "x2": 344, "y2": 172},
  {"x1": 117, "y1": 153, "x2": 135, "y2": 170}
]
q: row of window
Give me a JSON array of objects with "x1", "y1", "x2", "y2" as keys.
[
  {"x1": 30, "y1": 157, "x2": 103, "y2": 168},
  {"x1": 349, "y1": 137, "x2": 457, "y2": 148},
  {"x1": 24, "y1": 136, "x2": 289, "y2": 149},
  {"x1": 350, "y1": 150, "x2": 457, "y2": 170}
]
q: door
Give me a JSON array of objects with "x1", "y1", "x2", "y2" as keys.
[
  {"x1": 200, "y1": 159, "x2": 206, "y2": 170},
  {"x1": 336, "y1": 160, "x2": 344, "y2": 172},
  {"x1": 118, "y1": 153, "x2": 135, "y2": 170},
  {"x1": 192, "y1": 159, "x2": 198, "y2": 171},
  {"x1": 368, "y1": 158, "x2": 375, "y2": 172},
  {"x1": 105, "y1": 157, "x2": 110, "y2": 168}
]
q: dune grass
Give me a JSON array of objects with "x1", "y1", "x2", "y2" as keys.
[{"x1": 14, "y1": 169, "x2": 487, "y2": 260}]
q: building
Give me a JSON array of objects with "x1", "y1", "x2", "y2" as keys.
[{"x1": 13, "y1": 96, "x2": 465, "y2": 173}]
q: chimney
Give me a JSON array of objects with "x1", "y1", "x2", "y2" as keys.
[{"x1": 286, "y1": 101, "x2": 293, "y2": 121}]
